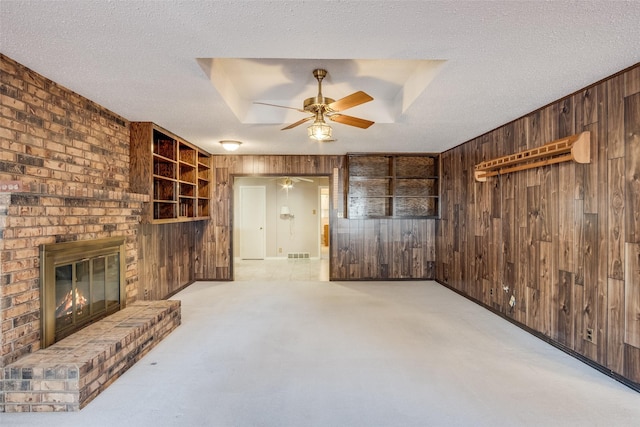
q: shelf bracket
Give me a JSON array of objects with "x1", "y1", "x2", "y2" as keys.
[{"x1": 474, "y1": 131, "x2": 590, "y2": 182}]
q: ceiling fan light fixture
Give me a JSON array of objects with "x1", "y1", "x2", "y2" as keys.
[
  {"x1": 255, "y1": 68, "x2": 373, "y2": 141},
  {"x1": 220, "y1": 140, "x2": 242, "y2": 151},
  {"x1": 307, "y1": 120, "x2": 332, "y2": 141},
  {"x1": 282, "y1": 177, "x2": 294, "y2": 190}
]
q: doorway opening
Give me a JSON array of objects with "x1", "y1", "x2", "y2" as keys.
[{"x1": 233, "y1": 175, "x2": 330, "y2": 281}]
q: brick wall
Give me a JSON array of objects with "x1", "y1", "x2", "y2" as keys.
[{"x1": 0, "y1": 54, "x2": 148, "y2": 369}]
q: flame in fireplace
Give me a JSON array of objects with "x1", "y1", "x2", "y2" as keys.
[{"x1": 55, "y1": 289, "x2": 88, "y2": 318}]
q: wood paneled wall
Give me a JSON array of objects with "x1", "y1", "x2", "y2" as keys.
[
  {"x1": 201, "y1": 155, "x2": 342, "y2": 280},
  {"x1": 136, "y1": 221, "x2": 207, "y2": 299},
  {"x1": 333, "y1": 218, "x2": 435, "y2": 280},
  {"x1": 436, "y1": 64, "x2": 640, "y2": 387},
  {"x1": 200, "y1": 155, "x2": 436, "y2": 281}
]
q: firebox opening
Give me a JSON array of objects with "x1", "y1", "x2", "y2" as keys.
[{"x1": 40, "y1": 237, "x2": 127, "y2": 348}]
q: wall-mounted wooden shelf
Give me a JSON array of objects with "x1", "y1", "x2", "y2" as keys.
[{"x1": 474, "y1": 131, "x2": 590, "y2": 182}]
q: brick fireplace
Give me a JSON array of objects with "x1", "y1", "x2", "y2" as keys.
[{"x1": 0, "y1": 54, "x2": 184, "y2": 412}]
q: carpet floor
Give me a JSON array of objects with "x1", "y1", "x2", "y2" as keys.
[{"x1": 2, "y1": 260, "x2": 639, "y2": 426}]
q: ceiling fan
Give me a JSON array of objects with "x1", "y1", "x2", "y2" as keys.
[
  {"x1": 254, "y1": 69, "x2": 374, "y2": 141},
  {"x1": 271, "y1": 176, "x2": 314, "y2": 190}
]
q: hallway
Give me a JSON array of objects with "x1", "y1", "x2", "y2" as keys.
[{"x1": 3, "y1": 262, "x2": 639, "y2": 426}]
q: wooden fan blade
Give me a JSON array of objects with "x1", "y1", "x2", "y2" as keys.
[
  {"x1": 329, "y1": 114, "x2": 374, "y2": 129},
  {"x1": 253, "y1": 101, "x2": 306, "y2": 113},
  {"x1": 281, "y1": 116, "x2": 314, "y2": 130},
  {"x1": 326, "y1": 91, "x2": 373, "y2": 112}
]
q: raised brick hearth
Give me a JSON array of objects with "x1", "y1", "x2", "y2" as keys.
[{"x1": 1, "y1": 300, "x2": 181, "y2": 412}]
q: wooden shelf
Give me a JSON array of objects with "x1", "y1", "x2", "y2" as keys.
[
  {"x1": 130, "y1": 122, "x2": 211, "y2": 223},
  {"x1": 347, "y1": 153, "x2": 440, "y2": 219},
  {"x1": 474, "y1": 131, "x2": 590, "y2": 181}
]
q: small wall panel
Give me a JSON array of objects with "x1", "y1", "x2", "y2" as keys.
[
  {"x1": 608, "y1": 157, "x2": 626, "y2": 279},
  {"x1": 540, "y1": 240, "x2": 553, "y2": 337},
  {"x1": 625, "y1": 93, "x2": 640, "y2": 243},
  {"x1": 608, "y1": 75, "x2": 626, "y2": 160},
  {"x1": 558, "y1": 162, "x2": 575, "y2": 271},
  {"x1": 583, "y1": 213, "x2": 598, "y2": 349},
  {"x1": 555, "y1": 270, "x2": 574, "y2": 346},
  {"x1": 607, "y1": 278, "x2": 625, "y2": 373},
  {"x1": 137, "y1": 222, "x2": 200, "y2": 299},
  {"x1": 625, "y1": 66, "x2": 640, "y2": 96},
  {"x1": 625, "y1": 243, "x2": 640, "y2": 348}
]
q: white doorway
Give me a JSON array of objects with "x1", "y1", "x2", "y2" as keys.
[{"x1": 239, "y1": 186, "x2": 266, "y2": 259}]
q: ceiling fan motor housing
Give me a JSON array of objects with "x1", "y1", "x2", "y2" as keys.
[{"x1": 304, "y1": 96, "x2": 335, "y2": 113}]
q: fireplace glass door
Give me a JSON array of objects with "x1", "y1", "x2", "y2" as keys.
[
  {"x1": 41, "y1": 237, "x2": 126, "y2": 347},
  {"x1": 54, "y1": 253, "x2": 121, "y2": 341}
]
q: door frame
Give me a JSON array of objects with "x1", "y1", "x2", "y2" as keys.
[
  {"x1": 318, "y1": 185, "x2": 329, "y2": 259},
  {"x1": 231, "y1": 173, "x2": 332, "y2": 280}
]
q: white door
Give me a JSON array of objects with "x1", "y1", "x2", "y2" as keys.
[{"x1": 239, "y1": 186, "x2": 266, "y2": 259}]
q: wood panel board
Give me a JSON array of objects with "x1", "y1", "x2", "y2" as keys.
[
  {"x1": 583, "y1": 123, "x2": 600, "y2": 214},
  {"x1": 363, "y1": 219, "x2": 377, "y2": 278},
  {"x1": 583, "y1": 213, "x2": 599, "y2": 354},
  {"x1": 573, "y1": 283, "x2": 585, "y2": 353},
  {"x1": 540, "y1": 165, "x2": 554, "y2": 242},
  {"x1": 608, "y1": 157, "x2": 625, "y2": 279},
  {"x1": 625, "y1": 93, "x2": 640, "y2": 243},
  {"x1": 625, "y1": 65, "x2": 640, "y2": 96},
  {"x1": 596, "y1": 106, "x2": 609, "y2": 365},
  {"x1": 624, "y1": 243, "x2": 640, "y2": 348},
  {"x1": 607, "y1": 74, "x2": 626, "y2": 159},
  {"x1": 607, "y1": 278, "x2": 625, "y2": 373},
  {"x1": 557, "y1": 162, "x2": 575, "y2": 271},
  {"x1": 555, "y1": 270, "x2": 574, "y2": 346},
  {"x1": 540, "y1": 240, "x2": 553, "y2": 337},
  {"x1": 624, "y1": 344, "x2": 640, "y2": 383},
  {"x1": 558, "y1": 97, "x2": 576, "y2": 137}
]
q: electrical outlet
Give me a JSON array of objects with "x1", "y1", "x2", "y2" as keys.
[
  {"x1": 586, "y1": 328, "x2": 594, "y2": 342},
  {"x1": 509, "y1": 295, "x2": 516, "y2": 307},
  {"x1": 144, "y1": 289, "x2": 148, "y2": 299},
  {"x1": 278, "y1": 247, "x2": 282, "y2": 253},
  {"x1": 490, "y1": 288, "x2": 494, "y2": 296}
]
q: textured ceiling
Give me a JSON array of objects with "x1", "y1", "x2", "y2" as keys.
[
  {"x1": 1, "y1": 1, "x2": 639, "y2": 155},
  {"x1": 197, "y1": 58, "x2": 445, "y2": 124}
]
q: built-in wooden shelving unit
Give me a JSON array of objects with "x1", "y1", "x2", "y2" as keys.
[
  {"x1": 347, "y1": 153, "x2": 440, "y2": 218},
  {"x1": 130, "y1": 122, "x2": 211, "y2": 223}
]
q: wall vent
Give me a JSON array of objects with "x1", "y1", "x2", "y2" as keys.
[{"x1": 287, "y1": 252, "x2": 310, "y2": 259}]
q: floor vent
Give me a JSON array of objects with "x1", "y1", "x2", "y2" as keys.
[{"x1": 287, "y1": 252, "x2": 310, "y2": 259}]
